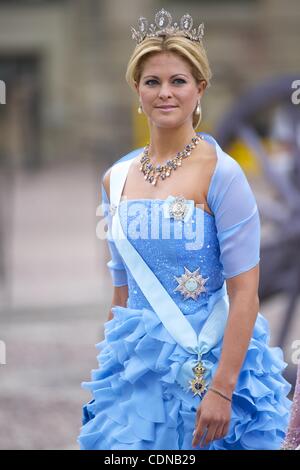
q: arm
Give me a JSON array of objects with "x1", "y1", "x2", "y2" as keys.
[
  {"x1": 193, "y1": 266, "x2": 260, "y2": 448},
  {"x1": 212, "y1": 265, "x2": 260, "y2": 394},
  {"x1": 108, "y1": 285, "x2": 129, "y2": 321},
  {"x1": 193, "y1": 149, "x2": 261, "y2": 448},
  {"x1": 102, "y1": 169, "x2": 128, "y2": 320}
]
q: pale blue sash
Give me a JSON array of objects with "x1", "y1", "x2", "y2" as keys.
[{"x1": 109, "y1": 156, "x2": 230, "y2": 393}]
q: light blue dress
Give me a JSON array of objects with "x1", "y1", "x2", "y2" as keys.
[{"x1": 77, "y1": 132, "x2": 291, "y2": 450}]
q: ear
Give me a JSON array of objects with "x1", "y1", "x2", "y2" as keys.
[{"x1": 198, "y1": 80, "x2": 207, "y2": 98}]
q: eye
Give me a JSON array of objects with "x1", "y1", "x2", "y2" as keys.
[
  {"x1": 144, "y1": 78, "x2": 186, "y2": 86},
  {"x1": 145, "y1": 79, "x2": 158, "y2": 85}
]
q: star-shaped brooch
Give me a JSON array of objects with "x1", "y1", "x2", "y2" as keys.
[{"x1": 173, "y1": 266, "x2": 209, "y2": 300}]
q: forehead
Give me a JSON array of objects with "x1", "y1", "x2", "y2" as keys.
[{"x1": 141, "y1": 52, "x2": 192, "y2": 76}]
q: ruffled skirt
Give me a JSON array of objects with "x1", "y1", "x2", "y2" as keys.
[{"x1": 77, "y1": 304, "x2": 291, "y2": 450}]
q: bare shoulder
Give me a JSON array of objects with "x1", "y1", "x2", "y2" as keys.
[
  {"x1": 199, "y1": 139, "x2": 218, "y2": 164},
  {"x1": 192, "y1": 139, "x2": 218, "y2": 176},
  {"x1": 102, "y1": 167, "x2": 112, "y2": 200},
  {"x1": 187, "y1": 139, "x2": 218, "y2": 208},
  {"x1": 102, "y1": 152, "x2": 143, "y2": 200}
]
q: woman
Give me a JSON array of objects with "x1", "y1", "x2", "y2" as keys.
[
  {"x1": 282, "y1": 363, "x2": 300, "y2": 449},
  {"x1": 77, "y1": 8, "x2": 291, "y2": 450}
]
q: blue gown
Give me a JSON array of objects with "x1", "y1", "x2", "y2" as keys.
[{"x1": 77, "y1": 132, "x2": 291, "y2": 450}]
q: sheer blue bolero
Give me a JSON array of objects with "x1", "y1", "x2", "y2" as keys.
[{"x1": 100, "y1": 133, "x2": 260, "y2": 286}]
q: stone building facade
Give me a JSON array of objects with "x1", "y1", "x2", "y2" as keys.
[{"x1": 0, "y1": 0, "x2": 299, "y2": 167}]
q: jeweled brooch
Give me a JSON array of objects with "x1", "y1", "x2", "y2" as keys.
[
  {"x1": 162, "y1": 195, "x2": 194, "y2": 222},
  {"x1": 189, "y1": 361, "x2": 207, "y2": 397},
  {"x1": 173, "y1": 266, "x2": 209, "y2": 300},
  {"x1": 168, "y1": 195, "x2": 189, "y2": 221}
]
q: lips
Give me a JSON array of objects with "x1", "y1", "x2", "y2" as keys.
[{"x1": 156, "y1": 106, "x2": 177, "y2": 109}]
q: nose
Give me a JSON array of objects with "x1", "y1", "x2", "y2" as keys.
[{"x1": 158, "y1": 83, "x2": 173, "y2": 100}]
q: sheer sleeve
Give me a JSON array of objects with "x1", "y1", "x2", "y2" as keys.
[
  {"x1": 207, "y1": 147, "x2": 261, "y2": 279},
  {"x1": 101, "y1": 176, "x2": 128, "y2": 287}
]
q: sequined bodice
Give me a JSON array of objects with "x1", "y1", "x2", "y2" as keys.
[{"x1": 118, "y1": 198, "x2": 224, "y2": 315}]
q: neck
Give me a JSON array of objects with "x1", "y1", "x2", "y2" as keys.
[{"x1": 147, "y1": 124, "x2": 199, "y2": 164}]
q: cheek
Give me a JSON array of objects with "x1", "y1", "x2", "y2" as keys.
[
  {"x1": 179, "y1": 88, "x2": 197, "y2": 103},
  {"x1": 140, "y1": 88, "x2": 155, "y2": 101}
]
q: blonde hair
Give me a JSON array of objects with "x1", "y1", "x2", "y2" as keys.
[{"x1": 125, "y1": 34, "x2": 212, "y2": 129}]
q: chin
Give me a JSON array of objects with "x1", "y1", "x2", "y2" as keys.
[
  {"x1": 153, "y1": 121, "x2": 182, "y2": 129},
  {"x1": 151, "y1": 115, "x2": 181, "y2": 124}
]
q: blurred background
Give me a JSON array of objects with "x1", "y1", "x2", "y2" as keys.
[{"x1": 0, "y1": 0, "x2": 300, "y2": 450}]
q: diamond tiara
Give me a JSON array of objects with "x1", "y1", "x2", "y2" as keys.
[{"x1": 131, "y1": 8, "x2": 205, "y2": 45}]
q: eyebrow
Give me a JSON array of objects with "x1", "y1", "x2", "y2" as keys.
[{"x1": 143, "y1": 74, "x2": 188, "y2": 79}]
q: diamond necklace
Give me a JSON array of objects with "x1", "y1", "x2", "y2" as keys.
[{"x1": 139, "y1": 134, "x2": 203, "y2": 186}]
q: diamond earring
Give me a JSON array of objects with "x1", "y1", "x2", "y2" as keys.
[{"x1": 138, "y1": 102, "x2": 143, "y2": 114}]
